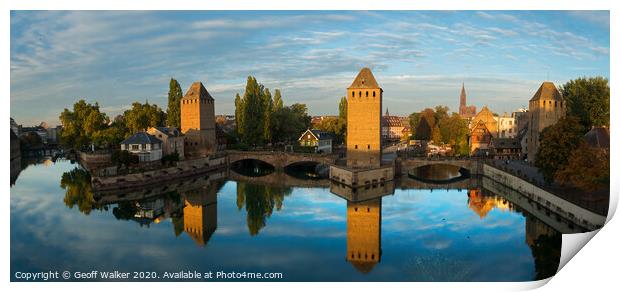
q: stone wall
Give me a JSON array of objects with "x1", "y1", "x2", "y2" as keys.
[
  {"x1": 78, "y1": 151, "x2": 113, "y2": 170},
  {"x1": 330, "y1": 164, "x2": 394, "y2": 187}
]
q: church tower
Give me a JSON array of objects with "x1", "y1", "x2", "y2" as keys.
[
  {"x1": 346, "y1": 67, "x2": 383, "y2": 168},
  {"x1": 459, "y1": 82, "x2": 467, "y2": 111},
  {"x1": 526, "y1": 82, "x2": 566, "y2": 164},
  {"x1": 181, "y1": 82, "x2": 216, "y2": 157},
  {"x1": 346, "y1": 198, "x2": 382, "y2": 274}
]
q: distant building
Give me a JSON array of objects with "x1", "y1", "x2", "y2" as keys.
[
  {"x1": 489, "y1": 137, "x2": 522, "y2": 160},
  {"x1": 215, "y1": 115, "x2": 235, "y2": 133},
  {"x1": 120, "y1": 132, "x2": 163, "y2": 163},
  {"x1": 147, "y1": 126, "x2": 184, "y2": 159},
  {"x1": 298, "y1": 129, "x2": 333, "y2": 153},
  {"x1": 401, "y1": 126, "x2": 411, "y2": 141},
  {"x1": 526, "y1": 82, "x2": 566, "y2": 164},
  {"x1": 469, "y1": 106, "x2": 498, "y2": 154},
  {"x1": 20, "y1": 125, "x2": 48, "y2": 143},
  {"x1": 347, "y1": 67, "x2": 382, "y2": 168},
  {"x1": 381, "y1": 108, "x2": 407, "y2": 142},
  {"x1": 181, "y1": 82, "x2": 216, "y2": 158},
  {"x1": 513, "y1": 108, "x2": 529, "y2": 133},
  {"x1": 458, "y1": 83, "x2": 477, "y2": 119},
  {"x1": 496, "y1": 113, "x2": 517, "y2": 138},
  {"x1": 10, "y1": 118, "x2": 20, "y2": 136}
]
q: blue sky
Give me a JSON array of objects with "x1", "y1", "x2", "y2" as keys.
[{"x1": 10, "y1": 11, "x2": 609, "y2": 126}]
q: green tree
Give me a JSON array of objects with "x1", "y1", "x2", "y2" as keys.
[
  {"x1": 431, "y1": 125, "x2": 441, "y2": 144},
  {"x1": 234, "y1": 93, "x2": 245, "y2": 137},
  {"x1": 262, "y1": 88, "x2": 273, "y2": 143},
  {"x1": 240, "y1": 76, "x2": 266, "y2": 146},
  {"x1": 166, "y1": 78, "x2": 183, "y2": 128},
  {"x1": 59, "y1": 99, "x2": 109, "y2": 149},
  {"x1": 409, "y1": 112, "x2": 421, "y2": 139},
  {"x1": 535, "y1": 117, "x2": 585, "y2": 183},
  {"x1": 337, "y1": 96, "x2": 347, "y2": 143},
  {"x1": 123, "y1": 101, "x2": 166, "y2": 134},
  {"x1": 440, "y1": 113, "x2": 469, "y2": 155},
  {"x1": 273, "y1": 89, "x2": 284, "y2": 111},
  {"x1": 560, "y1": 77, "x2": 610, "y2": 129},
  {"x1": 415, "y1": 116, "x2": 432, "y2": 140}
]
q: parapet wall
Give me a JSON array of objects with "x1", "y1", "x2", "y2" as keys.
[{"x1": 330, "y1": 164, "x2": 394, "y2": 188}]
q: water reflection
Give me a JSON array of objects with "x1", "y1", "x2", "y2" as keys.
[
  {"x1": 10, "y1": 159, "x2": 566, "y2": 281},
  {"x1": 230, "y1": 159, "x2": 275, "y2": 177},
  {"x1": 409, "y1": 164, "x2": 469, "y2": 183}
]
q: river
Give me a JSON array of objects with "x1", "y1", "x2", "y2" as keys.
[{"x1": 10, "y1": 158, "x2": 561, "y2": 281}]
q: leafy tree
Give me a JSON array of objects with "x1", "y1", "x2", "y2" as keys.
[
  {"x1": 235, "y1": 181, "x2": 291, "y2": 236},
  {"x1": 419, "y1": 108, "x2": 436, "y2": 128},
  {"x1": 234, "y1": 93, "x2": 244, "y2": 137},
  {"x1": 554, "y1": 141, "x2": 609, "y2": 191},
  {"x1": 560, "y1": 77, "x2": 610, "y2": 129},
  {"x1": 111, "y1": 149, "x2": 139, "y2": 168},
  {"x1": 409, "y1": 112, "x2": 421, "y2": 138},
  {"x1": 535, "y1": 117, "x2": 585, "y2": 183},
  {"x1": 166, "y1": 78, "x2": 183, "y2": 128},
  {"x1": 59, "y1": 99, "x2": 109, "y2": 149},
  {"x1": 240, "y1": 76, "x2": 266, "y2": 146},
  {"x1": 271, "y1": 105, "x2": 311, "y2": 144},
  {"x1": 415, "y1": 116, "x2": 432, "y2": 140},
  {"x1": 262, "y1": 88, "x2": 273, "y2": 143},
  {"x1": 123, "y1": 101, "x2": 166, "y2": 134},
  {"x1": 337, "y1": 96, "x2": 347, "y2": 142},
  {"x1": 431, "y1": 125, "x2": 441, "y2": 144},
  {"x1": 273, "y1": 89, "x2": 284, "y2": 111},
  {"x1": 440, "y1": 113, "x2": 469, "y2": 155}
]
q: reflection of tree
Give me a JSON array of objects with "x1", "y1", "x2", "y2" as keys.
[
  {"x1": 112, "y1": 201, "x2": 138, "y2": 220},
  {"x1": 235, "y1": 181, "x2": 291, "y2": 236},
  {"x1": 530, "y1": 232, "x2": 562, "y2": 280},
  {"x1": 60, "y1": 167, "x2": 97, "y2": 215}
]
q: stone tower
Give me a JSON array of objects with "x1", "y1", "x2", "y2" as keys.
[
  {"x1": 183, "y1": 185, "x2": 218, "y2": 246},
  {"x1": 459, "y1": 83, "x2": 477, "y2": 118},
  {"x1": 346, "y1": 198, "x2": 382, "y2": 273},
  {"x1": 181, "y1": 82, "x2": 216, "y2": 158},
  {"x1": 346, "y1": 67, "x2": 383, "y2": 168},
  {"x1": 526, "y1": 82, "x2": 566, "y2": 164},
  {"x1": 459, "y1": 82, "x2": 467, "y2": 111}
]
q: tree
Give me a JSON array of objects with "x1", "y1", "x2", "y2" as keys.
[
  {"x1": 337, "y1": 96, "x2": 347, "y2": 143},
  {"x1": 123, "y1": 101, "x2": 166, "y2": 134},
  {"x1": 535, "y1": 117, "x2": 585, "y2": 183},
  {"x1": 166, "y1": 78, "x2": 183, "y2": 128},
  {"x1": 262, "y1": 88, "x2": 273, "y2": 143},
  {"x1": 415, "y1": 116, "x2": 432, "y2": 140},
  {"x1": 234, "y1": 93, "x2": 244, "y2": 137},
  {"x1": 560, "y1": 77, "x2": 610, "y2": 129},
  {"x1": 273, "y1": 89, "x2": 284, "y2": 111},
  {"x1": 431, "y1": 125, "x2": 441, "y2": 144},
  {"x1": 554, "y1": 141, "x2": 609, "y2": 191},
  {"x1": 440, "y1": 113, "x2": 469, "y2": 155},
  {"x1": 239, "y1": 76, "x2": 266, "y2": 146},
  {"x1": 60, "y1": 167, "x2": 97, "y2": 215},
  {"x1": 59, "y1": 99, "x2": 109, "y2": 149},
  {"x1": 409, "y1": 112, "x2": 421, "y2": 138}
]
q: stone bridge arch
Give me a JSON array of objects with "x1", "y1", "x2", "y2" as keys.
[
  {"x1": 226, "y1": 150, "x2": 337, "y2": 170},
  {"x1": 397, "y1": 158, "x2": 482, "y2": 176}
]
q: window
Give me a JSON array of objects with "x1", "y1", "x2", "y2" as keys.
[
  {"x1": 352, "y1": 91, "x2": 355, "y2": 97},
  {"x1": 359, "y1": 91, "x2": 362, "y2": 97},
  {"x1": 373, "y1": 91, "x2": 376, "y2": 97},
  {"x1": 355, "y1": 145, "x2": 358, "y2": 149},
  {"x1": 131, "y1": 144, "x2": 139, "y2": 150},
  {"x1": 367, "y1": 144, "x2": 370, "y2": 149},
  {"x1": 365, "y1": 91, "x2": 368, "y2": 97}
]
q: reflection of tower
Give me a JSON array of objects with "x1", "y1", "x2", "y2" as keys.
[
  {"x1": 346, "y1": 68, "x2": 382, "y2": 168},
  {"x1": 183, "y1": 185, "x2": 218, "y2": 246},
  {"x1": 346, "y1": 198, "x2": 382, "y2": 273}
]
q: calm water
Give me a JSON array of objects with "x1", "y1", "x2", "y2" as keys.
[{"x1": 10, "y1": 159, "x2": 561, "y2": 281}]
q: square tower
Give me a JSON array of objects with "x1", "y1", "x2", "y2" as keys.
[
  {"x1": 346, "y1": 68, "x2": 383, "y2": 168},
  {"x1": 526, "y1": 82, "x2": 566, "y2": 163},
  {"x1": 181, "y1": 82, "x2": 216, "y2": 158}
]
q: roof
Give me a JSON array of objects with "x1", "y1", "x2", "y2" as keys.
[
  {"x1": 120, "y1": 132, "x2": 162, "y2": 145},
  {"x1": 472, "y1": 106, "x2": 497, "y2": 129},
  {"x1": 584, "y1": 127, "x2": 610, "y2": 148},
  {"x1": 348, "y1": 67, "x2": 380, "y2": 89},
  {"x1": 529, "y1": 82, "x2": 563, "y2": 102},
  {"x1": 490, "y1": 138, "x2": 521, "y2": 149},
  {"x1": 382, "y1": 116, "x2": 406, "y2": 127},
  {"x1": 182, "y1": 81, "x2": 214, "y2": 101},
  {"x1": 298, "y1": 129, "x2": 334, "y2": 141},
  {"x1": 150, "y1": 126, "x2": 181, "y2": 137}
]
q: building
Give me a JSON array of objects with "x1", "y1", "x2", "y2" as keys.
[
  {"x1": 381, "y1": 108, "x2": 407, "y2": 142},
  {"x1": 401, "y1": 126, "x2": 411, "y2": 141},
  {"x1": 215, "y1": 115, "x2": 235, "y2": 133},
  {"x1": 120, "y1": 132, "x2": 163, "y2": 163},
  {"x1": 458, "y1": 83, "x2": 477, "y2": 119},
  {"x1": 147, "y1": 126, "x2": 185, "y2": 159},
  {"x1": 346, "y1": 198, "x2": 382, "y2": 273},
  {"x1": 489, "y1": 137, "x2": 522, "y2": 160},
  {"x1": 496, "y1": 113, "x2": 517, "y2": 138},
  {"x1": 346, "y1": 67, "x2": 383, "y2": 168},
  {"x1": 469, "y1": 106, "x2": 498, "y2": 154},
  {"x1": 584, "y1": 126, "x2": 610, "y2": 151},
  {"x1": 298, "y1": 129, "x2": 333, "y2": 153},
  {"x1": 526, "y1": 82, "x2": 566, "y2": 164},
  {"x1": 21, "y1": 125, "x2": 48, "y2": 143},
  {"x1": 513, "y1": 108, "x2": 529, "y2": 133},
  {"x1": 181, "y1": 81, "x2": 216, "y2": 158}
]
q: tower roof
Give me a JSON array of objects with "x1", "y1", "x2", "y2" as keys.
[
  {"x1": 183, "y1": 81, "x2": 214, "y2": 100},
  {"x1": 348, "y1": 67, "x2": 380, "y2": 89},
  {"x1": 460, "y1": 82, "x2": 466, "y2": 99},
  {"x1": 529, "y1": 82, "x2": 562, "y2": 102}
]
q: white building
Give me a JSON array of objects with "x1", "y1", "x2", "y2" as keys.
[
  {"x1": 120, "y1": 132, "x2": 163, "y2": 163},
  {"x1": 298, "y1": 129, "x2": 333, "y2": 154},
  {"x1": 496, "y1": 113, "x2": 517, "y2": 138}
]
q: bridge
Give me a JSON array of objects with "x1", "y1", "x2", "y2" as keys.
[
  {"x1": 396, "y1": 157, "x2": 483, "y2": 176},
  {"x1": 226, "y1": 150, "x2": 338, "y2": 170}
]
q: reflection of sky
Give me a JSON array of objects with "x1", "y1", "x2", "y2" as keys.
[{"x1": 11, "y1": 160, "x2": 541, "y2": 281}]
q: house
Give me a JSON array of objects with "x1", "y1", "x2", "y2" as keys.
[
  {"x1": 489, "y1": 137, "x2": 522, "y2": 160},
  {"x1": 120, "y1": 132, "x2": 163, "y2": 163},
  {"x1": 583, "y1": 126, "x2": 610, "y2": 150},
  {"x1": 147, "y1": 126, "x2": 184, "y2": 159},
  {"x1": 381, "y1": 108, "x2": 407, "y2": 142},
  {"x1": 401, "y1": 126, "x2": 411, "y2": 141},
  {"x1": 298, "y1": 129, "x2": 333, "y2": 153},
  {"x1": 469, "y1": 120, "x2": 494, "y2": 156}
]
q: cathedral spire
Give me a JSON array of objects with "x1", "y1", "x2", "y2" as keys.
[
  {"x1": 385, "y1": 107, "x2": 390, "y2": 116},
  {"x1": 460, "y1": 82, "x2": 467, "y2": 108}
]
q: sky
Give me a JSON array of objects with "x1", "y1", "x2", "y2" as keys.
[{"x1": 10, "y1": 10, "x2": 610, "y2": 126}]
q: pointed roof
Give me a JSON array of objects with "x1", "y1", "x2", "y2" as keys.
[
  {"x1": 584, "y1": 127, "x2": 610, "y2": 148},
  {"x1": 348, "y1": 67, "x2": 380, "y2": 89},
  {"x1": 120, "y1": 132, "x2": 162, "y2": 145},
  {"x1": 385, "y1": 108, "x2": 390, "y2": 116},
  {"x1": 529, "y1": 81, "x2": 562, "y2": 102},
  {"x1": 460, "y1": 82, "x2": 466, "y2": 99},
  {"x1": 182, "y1": 81, "x2": 214, "y2": 100}
]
